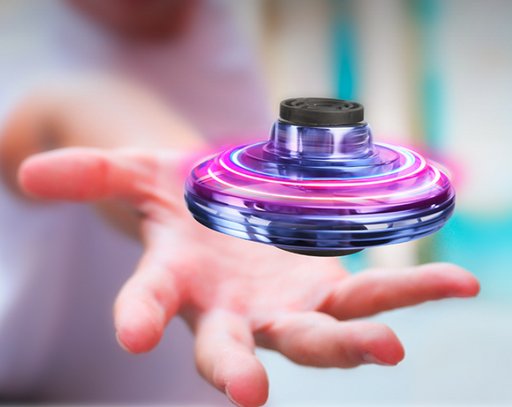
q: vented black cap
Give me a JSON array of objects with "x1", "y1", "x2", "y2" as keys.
[{"x1": 279, "y1": 97, "x2": 364, "y2": 127}]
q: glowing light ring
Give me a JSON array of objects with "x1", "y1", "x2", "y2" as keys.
[
  {"x1": 219, "y1": 146, "x2": 426, "y2": 188},
  {"x1": 184, "y1": 119, "x2": 455, "y2": 254},
  {"x1": 227, "y1": 142, "x2": 417, "y2": 181},
  {"x1": 206, "y1": 166, "x2": 442, "y2": 202}
]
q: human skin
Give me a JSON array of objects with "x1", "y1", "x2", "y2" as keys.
[
  {"x1": 0, "y1": 81, "x2": 480, "y2": 407},
  {"x1": 66, "y1": 0, "x2": 200, "y2": 42}
]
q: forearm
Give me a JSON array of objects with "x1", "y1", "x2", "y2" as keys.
[
  {"x1": 0, "y1": 77, "x2": 207, "y2": 194},
  {"x1": 0, "y1": 77, "x2": 208, "y2": 239}
]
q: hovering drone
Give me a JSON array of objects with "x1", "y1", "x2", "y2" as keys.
[{"x1": 184, "y1": 98, "x2": 454, "y2": 257}]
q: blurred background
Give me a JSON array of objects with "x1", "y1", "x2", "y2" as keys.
[{"x1": 0, "y1": 0, "x2": 511, "y2": 405}]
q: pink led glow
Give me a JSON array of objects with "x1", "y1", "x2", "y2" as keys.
[{"x1": 191, "y1": 141, "x2": 451, "y2": 206}]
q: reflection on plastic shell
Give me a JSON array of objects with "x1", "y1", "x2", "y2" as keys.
[{"x1": 184, "y1": 99, "x2": 455, "y2": 256}]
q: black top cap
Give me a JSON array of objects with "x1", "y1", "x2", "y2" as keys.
[{"x1": 279, "y1": 97, "x2": 364, "y2": 127}]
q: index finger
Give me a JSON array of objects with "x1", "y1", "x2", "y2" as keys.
[{"x1": 18, "y1": 147, "x2": 191, "y2": 209}]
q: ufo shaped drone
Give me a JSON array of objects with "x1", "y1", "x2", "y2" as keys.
[{"x1": 184, "y1": 98, "x2": 454, "y2": 256}]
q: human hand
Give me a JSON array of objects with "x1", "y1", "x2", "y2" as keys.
[{"x1": 19, "y1": 147, "x2": 480, "y2": 407}]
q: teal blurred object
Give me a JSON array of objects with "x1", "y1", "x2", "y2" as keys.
[
  {"x1": 411, "y1": 0, "x2": 446, "y2": 152},
  {"x1": 332, "y1": 0, "x2": 372, "y2": 270},
  {"x1": 434, "y1": 212, "x2": 512, "y2": 301},
  {"x1": 341, "y1": 250, "x2": 369, "y2": 273},
  {"x1": 332, "y1": 0, "x2": 358, "y2": 101},
  {"x1": 412, "y1": 0, "x2": 454, "y2": 265}
]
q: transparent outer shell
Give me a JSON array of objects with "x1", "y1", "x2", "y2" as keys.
[{"x1": 184, "y1": 120, "x2": 454, "y2": 255}]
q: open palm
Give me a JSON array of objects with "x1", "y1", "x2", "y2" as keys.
[{"x1": 19, "y1": 147, "x2": 479, "y2": 407}]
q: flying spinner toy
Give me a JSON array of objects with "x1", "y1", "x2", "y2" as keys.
[{"x1": 184, "y1": 98, "x2": 454, "y2": 256}]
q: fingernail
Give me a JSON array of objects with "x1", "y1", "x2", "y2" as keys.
[
  {"x1": 225, "y1": 385, "x2": 244, "y2": 407},
  {"x1": 363, "y1": 352, "x2": 394, "y2": 366},
  {"x1": 116, "y1": 331, "x2": 134, "y2": 354}
]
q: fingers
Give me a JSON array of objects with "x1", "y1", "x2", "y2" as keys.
[
  {"x1": 194, "y1": 310, "x2": 268, "y2": 407},
  {"x1": 256, "y1": 312, "x2": 404, "y2": 368},
  {"x1": 18, "y1": 147, "x2": 156, "y2": 203},
  {"x1": 114, "y1": 249, "x2": 183, "y2": 353},
  {"x1": 321, "y1": 262, "x2": 480, "y2": 320}
]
